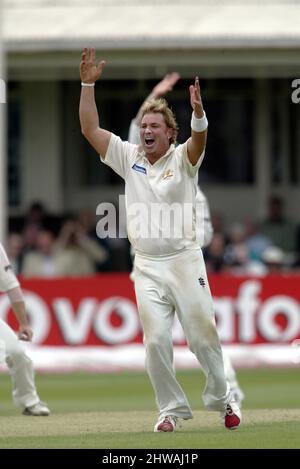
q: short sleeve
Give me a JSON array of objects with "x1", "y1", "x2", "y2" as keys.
[
  {"x1": 128, "y1": 119, "x2": 141, "y2": 145},
  {"x1": 0, "y1": 244, "x2": 19, "y2": 292},
  {"x1": 100, "y1": 133, "x2": 137, "y2": 180},
  {"x1": 179, "y1": 141, "x2": 205, "y2": 178}
]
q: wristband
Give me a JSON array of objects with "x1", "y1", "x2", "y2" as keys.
[
  {"x1": 81, "y1": 82, "x2": 95, "y2": 87},
  {"x1": 191, "y1": 111, "x2": 208, "y2": 132}
]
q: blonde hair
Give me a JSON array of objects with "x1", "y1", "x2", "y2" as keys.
[{"x1": 140, "y1": 98, "x2": 178, "y2": 144}]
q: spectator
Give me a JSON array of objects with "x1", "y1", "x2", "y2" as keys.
[
  {"x1": 22, "y1": 224, "x2": 108, "y2": 277},
  {"x1": 204, "y1": 232, "x2": 226, "y2": 273},
  {"x1": 22, "y1": 222, "x2": 40, "y2": 254},
  {"x1": 224, "y1": 223, "x2": 265, "y2": 276},
  {"x1": 224, "y1": 223, "x2": 249, "y2": 268},
  {"x1": 261, "y1": 246, "x2": 285, "y2": 275},
  {"x1": 77, "y1": 208, "x2": 111, "y2": 271},
  {"x1": 260, "y1": 195, "x2": 297, "y2": 254},
  {"x1": 25, "y1": 202, "x2": 47, "y2": 227},
  {"x1": 56, "y1": 218, "x2": 108, "y2": 275},
  {"x1": 22, "y1": 230, "x2": 60, "y2": 277},
  {"x1": 244, "y1": 218, "x2": 272, "y2": 261}
]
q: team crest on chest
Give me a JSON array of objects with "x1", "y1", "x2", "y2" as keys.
[{"x1": 162, "y1": 169, "x2": 174, "y2": 180}]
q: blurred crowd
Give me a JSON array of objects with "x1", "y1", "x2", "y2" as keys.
[
  {"x1": 204, "y1": 195, "x2": 300, "y2": 276},
  {"x1": 7, "y1": 202, "x2": 131, "y2": 277},
  {"x1": 6, "y1": 195, "x2": 300, "y2": 277}
]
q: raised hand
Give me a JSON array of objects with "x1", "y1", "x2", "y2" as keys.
[
  {"x1": 152, "y1": 72, "x2": 181, "y2": 98},
  {"x1": 80, "y1": 48, "x2": 106, "y2": 84},
  {"x1": 189, "y1": 76, "x2": 204, "y2": 118}
]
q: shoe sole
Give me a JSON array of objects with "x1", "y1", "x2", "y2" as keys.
[
  {"x1": 154, "y1": 427, "x2": 174, "y2": 432},
  {"x1": 23, "y1": 410, "x2": 50, "y2": 416},
  {"x1": 226, "y1": 424, "x2": 240, "y2": 430}
]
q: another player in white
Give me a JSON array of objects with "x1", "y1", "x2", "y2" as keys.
[
  {"x1": 128, "y1": 74, "x2": 244, "y2": 408},
  {"x1": 0, "y1": 242, "x2": 50, "y2": 416},
  {"x1": 79, "y1": 48, "x2": 241, "y2": 431}
]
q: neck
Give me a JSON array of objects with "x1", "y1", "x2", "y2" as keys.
[
  {"x1": 145, "y1": 144, "x2": 171, "y2": 165},
  {"x1": 147, "y1": 153, "x2": 163, "y2": 165}
]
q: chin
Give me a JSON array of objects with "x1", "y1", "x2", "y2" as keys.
[{"x1": 144, "y1": 147, "x2": 155, "y2": 157}]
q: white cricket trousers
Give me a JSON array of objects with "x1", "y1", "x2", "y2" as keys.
[
  {"x1": 134, "y1": 248, "x2": 231, "y2": 420},
  {"x1": 0, "y1": 318, "x2": 39, "y2": 408}
]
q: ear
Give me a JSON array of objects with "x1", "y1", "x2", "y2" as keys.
[{"x1": 167, "y1": 127, "x2": 174, "y2": 140}]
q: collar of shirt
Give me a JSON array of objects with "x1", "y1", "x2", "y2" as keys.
[{"x1": 138, "y1": 144, "x2": 175, "y2": 166}]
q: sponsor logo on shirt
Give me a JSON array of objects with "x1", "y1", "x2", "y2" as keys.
[
  {"x1": 132, "y1": 164, "x2": 147, "y2": 175},
  {"x1": 162, "y1": 169, "x2": 174, "y2": 180}
]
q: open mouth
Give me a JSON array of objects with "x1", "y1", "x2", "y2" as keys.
[{"x1": 144, "y1": 137, "x2": 155, "y2": 148}]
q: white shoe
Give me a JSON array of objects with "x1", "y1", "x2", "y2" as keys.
[
  {"x1": 154, "y1": 415, "x2": 178, "y2": 432},
  {"x1": 23, "y1": 401, "x2": 50, "y2": 416},
  {"x1": 220, "y1": 401, "x2": 241, "y2": 430}
]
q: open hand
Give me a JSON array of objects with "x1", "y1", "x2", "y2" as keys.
[
  {"x1": 152, "y1": 72, "x2": 181, "y2": 98},
  {"x1": 80, "y1": 48, "x2": 106, "y2": 84}
]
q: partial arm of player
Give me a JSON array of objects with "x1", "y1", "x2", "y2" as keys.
[
  {"x1": 7, "y1": 287, "x2": 33, "y2": 341},
  {"x1": 134, "y1": 73, "x2": 180, "y2": 126},
  {"x1": 79, "y1": 48, "x2": 111, "y2": 159},
  {"x1": 187, "y1": 77, "x2": 208, "y2": 166},
  {"x1": 0, "y1": 243, "x2": 33, "y2": 341},
  {"x1": 202, "y1": 192, "x2": 214, "y2": 248},
  {"x1": 128, "y1": 72, "x2": 180, "y2": 144}
]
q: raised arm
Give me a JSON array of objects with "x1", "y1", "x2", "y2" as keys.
[
  {"x1": 187, "y1": 77, "x2": 208, "y2": 166},
  {"x1": 79, "y1": 48, "x2": 111, "y2": 158},
  {"x1": 135, "y1": 72, "x2": 180, "y2": 125},
  {"x1": 128, "y1": 72, "x2": 180, "y2": 144}
]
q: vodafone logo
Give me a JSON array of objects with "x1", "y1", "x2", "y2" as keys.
[
  {"x1": 214, "y1": 280, "x2": 300, "y2": 343},
  {"x1": 53, "y1": 296, "x2": 141, "y2": 344},
  {"x1": 0, "y1": 292, "x2": 141, "y2": 345},
  {"x1": 0, "y1": 290, "x2": 51, "y2": 343},
  {"x1": 0, "y1": 279, "x2": 299, "y2": 346}
]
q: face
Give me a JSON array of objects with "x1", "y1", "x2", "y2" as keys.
[
  {"x1": 140, "y1": 113, "x2": 173, "y2": 162},
  {"x1": 8, "y1": 234, "x2": 23, "y2": 257},
  {"x1": 37, "y1": 231, "x2": 54, "y2": 255}
]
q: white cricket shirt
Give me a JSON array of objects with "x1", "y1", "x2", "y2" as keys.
[
  {"x1": 0, "y1": 243, "x2": 20, "y2": 292},
  {"x1": 101, "y1": 133, "x2": 205, "y2": 256}
]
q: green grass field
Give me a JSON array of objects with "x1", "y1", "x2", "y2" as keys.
[{"x1": 0, "y1": 368, "x2": 299, "y2": 449}]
